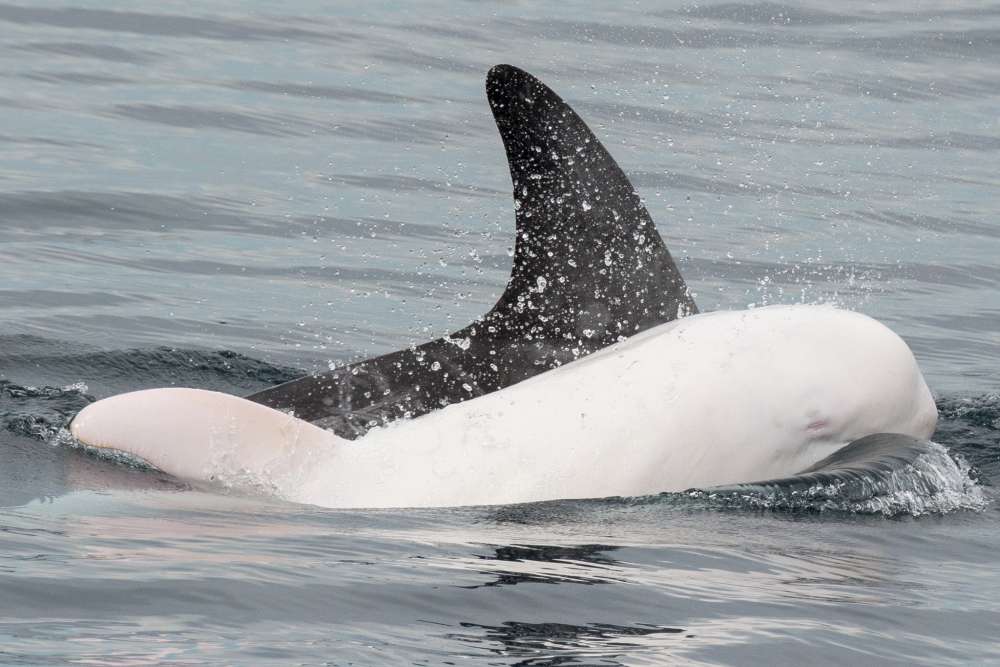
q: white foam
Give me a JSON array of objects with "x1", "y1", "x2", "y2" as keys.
[{"x1": 693, "y1": 443, "x2": 986, "y2": 516}]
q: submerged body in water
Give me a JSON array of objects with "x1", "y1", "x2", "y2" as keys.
[{"x1": 70, "y1": 305, "x2": 937, "y2": 508}]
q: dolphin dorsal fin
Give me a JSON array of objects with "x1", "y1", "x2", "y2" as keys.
[
  {"x1": 247, "y1": 65, "x2": 697, "y2": 436},
  {"x1": 481, "y1": 64, "x2": 696, "y2": 349}
]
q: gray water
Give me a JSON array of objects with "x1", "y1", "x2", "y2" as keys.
[{"x1": 1, "y1": 1, "x2": 999, "y2": 664}]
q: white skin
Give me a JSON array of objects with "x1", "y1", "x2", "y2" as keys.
[{"x1": 72, "y1": 305, "x2": 937, "y2": 509}]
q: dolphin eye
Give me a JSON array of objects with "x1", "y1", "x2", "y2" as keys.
[{"x1": 806, "y1": 419, "x2": 829, "y2": 432}]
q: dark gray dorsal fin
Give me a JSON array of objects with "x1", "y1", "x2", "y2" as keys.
[
  {"x1": 247, "y1": 65, "x2": 696, "y2": 437},
  {"x1": 483, "y1": 64, "x2": 696, "y2": 346}
]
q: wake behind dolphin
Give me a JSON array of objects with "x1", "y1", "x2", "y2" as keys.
[{"x1": 70, "y1": 65, "x2": 943, "y2": 509}]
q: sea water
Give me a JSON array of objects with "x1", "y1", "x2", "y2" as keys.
[{"x1": 1, "y1": 1, "x2": 999, "y2": 664}]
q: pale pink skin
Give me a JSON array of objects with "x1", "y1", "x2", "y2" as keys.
[{"x1": 72, "y1": 305, "x2": 937, "y2": 509}]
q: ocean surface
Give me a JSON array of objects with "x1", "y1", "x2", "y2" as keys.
[{"x1": 2, "y1": 1, "x2": 999, "y2": 664}]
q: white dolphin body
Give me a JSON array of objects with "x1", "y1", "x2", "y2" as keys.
[{"x1": 70, "y1": 305, "x2": 937, "y2": 509}]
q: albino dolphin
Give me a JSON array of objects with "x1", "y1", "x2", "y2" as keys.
[
  {"x1": 69, "y1": 65, "x2": 938, "y2": 509},
  {"x1": 72, "y1": 305, "x2": 935, "y2": 508}
]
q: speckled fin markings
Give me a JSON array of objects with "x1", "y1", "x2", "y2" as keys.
[{"x1": 247, "y1": 64, "x2": 697, "y2": 438}]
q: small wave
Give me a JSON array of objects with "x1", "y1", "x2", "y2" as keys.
[
  {"x1": 49, "y1": 426, "x2": 159, "y2": 472},
  {"x1": 938, "y1": 393, "x2": 1000, "y2": 427},
  {"x1": 0, "y1": 379, "x2": 94, "y2": 440},
  {"x1": 685, "y1": 442, "x2": 986, "y2": 517},
  {"x1": 1, "y1": 345, "x2": 302, "y2": 441},
  {"x1": 934, "y1": 394, "x2": 1000, "y2": 482}
]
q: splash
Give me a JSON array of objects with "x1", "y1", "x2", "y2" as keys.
[
  {"x1": 55, "y1": 427, "x2": 159, "y2": 472},
  {"x1": 686, "y1": 442, "x2": 986, "y2": 517},
  {"x1": 0, "y1": 380, "x2": 94, "y2": 440}
]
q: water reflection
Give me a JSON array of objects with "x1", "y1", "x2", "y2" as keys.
[
  {"x1": 450, "y1": 621, "x2": 686, "y2": 667},
  {"x1": 463, "y1": 544, "x2": 623, "y2": 588}
]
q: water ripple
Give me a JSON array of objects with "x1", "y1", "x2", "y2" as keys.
[
  {"x1": 17, "y1": 40, "x2": 160, "y2": 64},
  {"x1": 0, "y1": 3, "x2": 343, "y2": 42}
]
